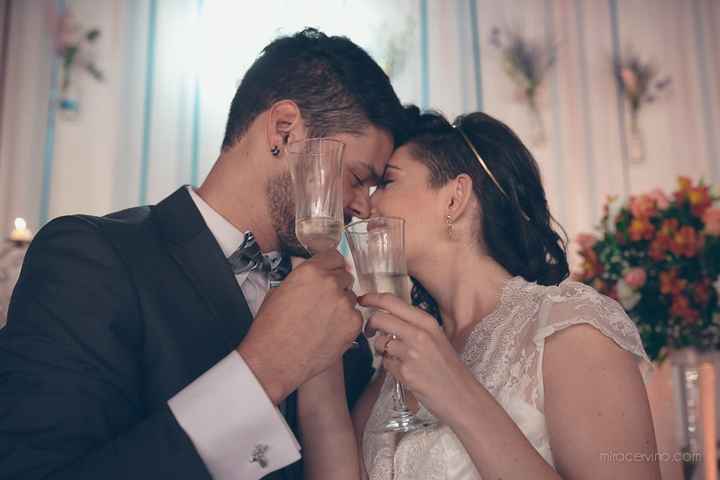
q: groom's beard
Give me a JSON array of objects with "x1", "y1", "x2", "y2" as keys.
[{"x1": 265, "y1": 171, "x2": 310, "y2": 258}]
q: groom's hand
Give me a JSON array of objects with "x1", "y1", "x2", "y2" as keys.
[{"x1": 237, "y1": 250, "x2": 361, "y2": 405}]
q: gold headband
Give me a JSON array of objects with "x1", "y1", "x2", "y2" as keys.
[{"x1": 452, "y1": 124, "x2": 531, "y2": 222}]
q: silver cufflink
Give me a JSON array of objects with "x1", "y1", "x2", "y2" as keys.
[{"x1": 250, "y1": 444, "x2": 269, "y2": 468}]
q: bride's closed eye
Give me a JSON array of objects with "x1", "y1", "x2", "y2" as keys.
[{"x1": 376, "y1": 178, "x2": 393, "y2": 189}]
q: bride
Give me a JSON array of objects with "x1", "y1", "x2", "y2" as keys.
[{"x1": 297, "y1": 110, "x2": 660, "y2": 479}]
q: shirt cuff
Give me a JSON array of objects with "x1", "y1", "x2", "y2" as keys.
[{"x1": 168, "y1": 351, "x2": 301, "y2": 479}]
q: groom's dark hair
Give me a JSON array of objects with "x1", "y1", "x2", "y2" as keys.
[{"x1": 221, "y1": 28, "x2": 408, "y2": 151}]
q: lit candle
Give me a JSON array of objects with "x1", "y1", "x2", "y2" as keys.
[{"x1": 9, "y1": 218, "x2": 32, "y2": 243}]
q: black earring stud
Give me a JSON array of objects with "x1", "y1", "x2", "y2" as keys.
[{"x1": 271, "y1": 146, "x2": 280, "y2": 157}]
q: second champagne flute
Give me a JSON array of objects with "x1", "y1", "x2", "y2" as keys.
[{"x1": 345, "y1": 216, "x2": 435, "y2": 433}]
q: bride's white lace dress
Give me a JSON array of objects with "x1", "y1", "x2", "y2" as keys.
[{"x1": 362, "y1": 277, "x2": 653, "y2": 480}]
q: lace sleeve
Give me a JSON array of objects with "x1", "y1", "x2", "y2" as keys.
[{"x1": 533, "y1": 281, "x2": 654, "y2": 386}]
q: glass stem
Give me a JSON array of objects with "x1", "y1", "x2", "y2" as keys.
[
  {"x1": 387, "y1": 333, "x2": 412, "y2": 414},
  {"x1": 392, "y1": 378, "x2": 411, "y2": 414}
]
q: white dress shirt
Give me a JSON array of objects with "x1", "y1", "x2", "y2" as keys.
[{"x1": 168, "y1": 187, "x2": 301, "y2": 479}]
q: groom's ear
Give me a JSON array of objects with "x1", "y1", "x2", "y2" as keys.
[
  {"x1": 266, "y1": 100, "x2": 307, "y2": 156},
  {"x1": 446, "y1": 174, "x2": 474, "y2": 221}
]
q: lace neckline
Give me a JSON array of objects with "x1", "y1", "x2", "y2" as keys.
[
  {"x1": 406, "y1": 275, "x2": 530, "y2": 423},
  {"x1": 460, "y1": 275, "x2": 529, "y2": 362}
]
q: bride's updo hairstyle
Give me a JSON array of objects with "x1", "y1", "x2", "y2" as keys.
[{"x1": 404, "y1": 109, "x2": 569, "y2": 320}]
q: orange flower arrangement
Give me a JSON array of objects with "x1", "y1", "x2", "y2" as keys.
[{"x1": 576, "y1": 177, "x2": 720, "y2": 361}]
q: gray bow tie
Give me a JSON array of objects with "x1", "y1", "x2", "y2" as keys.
[{"x1": 227, "y1": 232, "x2": 291, "y2": 281}]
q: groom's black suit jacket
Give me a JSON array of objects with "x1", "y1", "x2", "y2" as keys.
[{"x1": 0, "y1": 187, "x2": 373, "y2": 479}]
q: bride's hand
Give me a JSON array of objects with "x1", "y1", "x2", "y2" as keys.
[{"x1": 360, "y1": 293, "x2": 477, "y2": 423}]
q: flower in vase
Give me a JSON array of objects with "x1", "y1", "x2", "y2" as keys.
[
  {"x1": 671, "y1": 294, "x2": 700, "y2": 325},
  {"x1": 688, "y1": 185, "x2": 712, "y2": 217},
  {"x1": 692, "y1": 280, "x2": 712, "y2": 308},
  {"x1": 580, "y1": 248, "x2": 603, "y2": 281},
  {"x1": 620, "y1": 67, "x2": 639, "y2": 99},
  {"x1": 630, "y1": 194, "x2": 658, "y2": 219},
  {"x1": 670, "y1": 226, "x2": 702, "y2": 258},
  {"x1": 617, "y1": 279, "x2": 642, "y2": 310},
  {"x1": 702, "y1": 207, "x2": 720, "y2": 236},
  {"x1": 54, "y1": 6, "x2": 104, "y2": 96},
  {"x1": 677, "y1": 176, "x2": 693, "y2": 193},
  {"x1": 56, "y1": 11, "x2": 83, "y2": 54},
  {"x1": 660, "y1": 218, "x2": 680, "y2": 236},
  {"x1": 648, "y1": 188, "x2": 670, "y2": 210},
  {"x1": 614, "y1": 51, "x2": 671, "y2": 115},
  {"x1": 660, "y1": 269, "x2": 687, "y2": 297},
  {"x1": 490, "y1": 27, "x2": 556, "y2": 145},
  {"x1": 649, "y1": 237, "x2": 668, "y2": 262},
  {"x1": 629, "y1": 217, "x2": 655, "y2": 242},
  {"x1": 576, "y1": 178, "x2": 720, "y2": 361},
  {"x1": 575, "y1": 233, "x2": 599, "y2": 251},
  {"x1": 624, "y1": 267, "x2": 647, "y2": 289}
]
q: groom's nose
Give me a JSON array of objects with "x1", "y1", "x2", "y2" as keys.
[{"x1": 346, "y1": 189, "x2": 371, "y2": 220}]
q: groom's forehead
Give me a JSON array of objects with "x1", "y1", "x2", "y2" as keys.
[
  {"x1": 344, "y1": 127, "x2": 393, "y2": 179},
  {"x1": 368, "y1": 129, "x2": 394, "y2": 174}
]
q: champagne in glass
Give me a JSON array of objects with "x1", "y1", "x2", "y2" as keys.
[
  {"x1": 296, "y1": 216, "x2": 343, "y2": 255},
  {"x1": 286, "y1": 138, "x2": 345, "y2": 255},
  {"x1": 355, "y1": 272, "x2": 411, "y2": 338},
  {"x1": 356, "y1": 272, "x2": 412, "y2": 302}
]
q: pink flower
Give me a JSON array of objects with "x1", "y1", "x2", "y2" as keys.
[
  {"x1": 575, "y1": 233, "x2": 598, "y2": 251},
  {"x1": 648, "y1": 188, "x2": 670, "y2": 210},
  {"x1": 621, "y1": 67, "x2": 639, "y2": 98},
  {"x1": 624, "y1": 267, "x2": 647, "y2": 289},
  {"x1": 703, "y1": 207, "x2": 720, "y2": 236},
  {"x1": 56, "y1": 11, "x2": 82, "y2": 52}
]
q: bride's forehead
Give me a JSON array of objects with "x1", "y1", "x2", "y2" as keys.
[
  {"x1": 390, "y1": 144, "x2": 416, "y2": 161},
  {"x1": 389, "y1": 145, "x2": 427, "y2": 169}
]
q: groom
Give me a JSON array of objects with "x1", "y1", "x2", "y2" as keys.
[{"x1": 0, "y1": 29, "x2": 409, "y2": 479}]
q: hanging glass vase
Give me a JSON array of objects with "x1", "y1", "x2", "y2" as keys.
[
  {"x1": 527, "y1": 101, "x2": 546, "y2": 147},
  {"x1": 58, "y1": 66, "x2": 81, "y2": 121},
  {"x1": 670, "y1": 348, "x2": 705, "y2": 479},
  {"x1": 628, "y1": 110, "x2": 645, "y2": 164}
]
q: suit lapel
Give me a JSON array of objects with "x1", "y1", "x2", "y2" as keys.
[
  {"x1": 152, "y1": 187, "x2": 254, "y2": 343},
  {"x1": 154, "y1": 188, "x2": 307, "y2": 480}
]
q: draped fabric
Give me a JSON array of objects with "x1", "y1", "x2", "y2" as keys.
[{"x1": 0, "y1": 0, "x2": 718, "y2": 268}]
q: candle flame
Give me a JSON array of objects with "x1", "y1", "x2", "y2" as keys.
[{"x1": 14, "y1": 218, "x2": 26, "y2": 230}]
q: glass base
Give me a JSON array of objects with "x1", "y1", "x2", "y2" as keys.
[{"x1": 378, "y1": 410, "x2": 437, "y2": 433}]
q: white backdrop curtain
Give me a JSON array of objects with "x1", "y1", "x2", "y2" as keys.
[{"x1": 0, "y1": 0, "x2": 718, "y2": 267}]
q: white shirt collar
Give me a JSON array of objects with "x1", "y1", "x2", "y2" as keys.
[{"x1": 186, "y1": 186, "x2": 245, "y2": 259}]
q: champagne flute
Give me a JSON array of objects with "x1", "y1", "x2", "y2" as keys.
[
  {"x1": 345, "y1": 216, "x2": 435, "y2": 432},
  {"x1": 286, "y1": 138, "x2": 345, "y2": 255},
  {"x1": 286, "y1": 137, "x2": 359, "y2": 346}
]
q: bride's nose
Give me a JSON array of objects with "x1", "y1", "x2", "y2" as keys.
[{"x1": 369, "y1": 193, "x2": 381, "y2": 217}]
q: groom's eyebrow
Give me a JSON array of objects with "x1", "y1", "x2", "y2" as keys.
[{"x1": 362, "y1": 162, "x2": 382, "y2": 183}]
